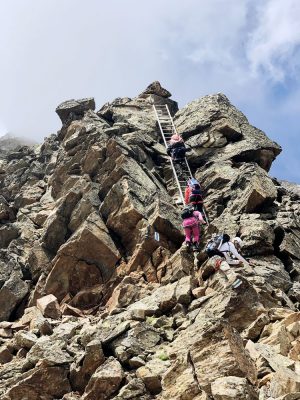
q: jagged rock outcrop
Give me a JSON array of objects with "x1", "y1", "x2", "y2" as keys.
[
  {"x1": 0, "y1": 82, "x2": 299, "y2": 399},
  {"x1": 0, "y1": 133, "x2": 37, "y2": 152}
]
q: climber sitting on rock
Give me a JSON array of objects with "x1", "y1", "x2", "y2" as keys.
[
  {"x1": 184, "y1": 178, "x2": 204, "y2": 214},
  {"x1": 181, "y1": 205, "x2": 206, "y2": 251},
  {"x1": 166, "y1": 133, "x2": 188, "y2": 164}
]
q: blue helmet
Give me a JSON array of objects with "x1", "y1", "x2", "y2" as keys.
[{"x1": 187, "y1": 178, "x2": 199, "y2": 187}]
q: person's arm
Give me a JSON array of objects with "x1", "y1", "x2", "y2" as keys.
[
  {"x1": 194, "y1": 211, "x2": 206, "y2": 224},
  {"x1": 228, "y1": 243, "x2": 249, "y2": 265},
  {"x1": 184, "y1": 188, "x2": 190, "y2": 204}
]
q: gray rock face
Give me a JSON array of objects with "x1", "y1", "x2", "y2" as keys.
[
  {"x1": 56, "y1": 98, "x2": 96, "y2": 124},
  {"x1": 0, "y1": 258, "x2": 28, "y2": 321},
  {"x1": 0, "y1": 82, "x2": 299, "y2": 400},
  {"x1": 82, "y1": 357, "x2": 124, "y2": 400},
  {"x1": 139, "y1": 81, "x2": 172, "y2": 98},
  {"x1": 174, "y1": 93, "x2": 281, "y2": 172}
]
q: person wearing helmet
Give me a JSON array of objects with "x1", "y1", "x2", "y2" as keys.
[
  {"x1": 181, "y1": 204, "x2": 206, "y2": 251},
  {"x1": 184, "y1": 178, "x2": 204, "y2": 214},
  {"x1": 166, "y1": 133, "x2": 188, "y2": 163},
  {"x1": 169, "y1": 134, "x2": 183, "y2": 145},
  {"x1": 201, "y1": 233, "x2": 245, "y2": 288},
  {"x1": 233, "y1": 237, "x2": 243, "y2": 251},
  {"x1": 218, "y1": 234, "x2": 249, "y2": 267}
]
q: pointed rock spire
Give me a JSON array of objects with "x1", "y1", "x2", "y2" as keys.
[{"x1": 139, "y1": 81, "x2": 171, "y2": 98}]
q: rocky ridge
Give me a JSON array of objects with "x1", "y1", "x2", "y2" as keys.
[
  {"x1": 0, "y1": 81, "x2": 299, "y2": 399},
  {"x1": 0, "y1": 133, "x2": 37, "y2": 154}
]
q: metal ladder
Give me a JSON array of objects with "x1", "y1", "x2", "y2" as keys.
[
  {"x1": 153, "y1": 104, "x2": 209, "y2": 225},
  {"x1": 153, "y1": 104, "x2": 192, "y2": 204}
]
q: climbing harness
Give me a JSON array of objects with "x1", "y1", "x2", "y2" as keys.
[{"x1": 153, "y1": 104, "x2": 209, "y2": 224}]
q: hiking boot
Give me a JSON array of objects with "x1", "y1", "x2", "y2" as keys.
[
  {"x1": 185, "y1": 241, "x2": 191, "y2": 250},
  {"x1": 192, "y1": 242, "x2": 200, "y2": 252}
]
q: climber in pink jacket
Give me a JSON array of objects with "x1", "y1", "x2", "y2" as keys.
[{"x1": 181, "y1": 205, "x2": 206, "y2": 251}]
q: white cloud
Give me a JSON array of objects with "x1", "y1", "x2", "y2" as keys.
[
  {"x1": 0, "y1": 0, "x2": 299, "y2": 181},
  {"x1": 246, "y1": 0, "x2": 300, "y2": 81}
]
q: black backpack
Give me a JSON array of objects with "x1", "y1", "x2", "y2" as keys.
[
  {"x1": 172, "y1": 146, "x2": 186, "y2": 159},
  {"x1": 189, "y1": 185, "x2": 203, "y2": 203},
  {"x1": 181, "y1": 206, "x2": 194, "y2": 220}
]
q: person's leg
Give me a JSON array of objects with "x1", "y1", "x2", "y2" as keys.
[
  {"x1": 192, "y1": 225, "x2": 200, "y2": 243},
  {"x1": 184, "y1": 227, "x2": 192, "y2": 243}
]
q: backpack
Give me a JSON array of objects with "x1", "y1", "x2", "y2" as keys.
[
  {"x1": 171, "y1": 146, "x2": 186, "y2": 160},
  {"x1": 189, "y1": 184, "x2": 203, "y2": 204},
  {"x1": 205, "y1": 234, "x2": 223, "y2": 254},
  {"x1": 181, "y1": 206, "x2": 194, "y2": 220}
]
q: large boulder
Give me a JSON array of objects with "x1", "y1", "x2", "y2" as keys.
[
  {"x1": 70, "y1": 340, "x2": 105, "y2": 393},
  {"x1": 82, "y1": 357, "x2": 124, "y2": 400},
  {"x1": 2, "y1": 365, "x2": 71, "y2": 400},
  {"x1": 211, "y1": 376, "x2": 258, "y2": 399},
  {"x1": 0, "y1": 259, "x2": 28, "y2": 321},
  {"x1": 0, "y1": 224, "x2": 19, "y2": 249},
  {"x1": 161, "y1": 319, "x2": 257, "y2": 398},
  {"x1": 44, "y1": 212, "x2": 120, "y2": 303},
  {"x1": 174, "y1": 93, "x2": 281, "y2": 171},
  {"x1": 139, "y1": 81, "x2": 171, "y2": 98},
  {"x1": 56, "y1": 98, "x2": 96, "y2": 125}
]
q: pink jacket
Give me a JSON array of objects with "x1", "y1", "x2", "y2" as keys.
[{"x1": 182, "y1": 211, "x2": 205, "y2": 227}]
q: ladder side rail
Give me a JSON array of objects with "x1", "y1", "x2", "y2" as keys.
[
  {"x1": 154, "y1": 105, "x2": 210, "y2": 224},
  {"x1": 165, "y1": 105, "x2": 179, "y2": 135},
  {"x1": 170, "y1": 160, "x2": 185, "y2": 203},
  {"x1": 184, "y1": 158, "x2": 193, "y2": 177},
  {"x1": 163, "y1": 105, "x2": 193, "y2": 178},
  {"x1": 153, "y1": 105, "x2": 169, "y2": 148},
  {"x1": 153, "y1": 105, "x2": 185, "y2": 203}
]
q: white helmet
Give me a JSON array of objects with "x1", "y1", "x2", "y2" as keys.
[{"x1": 233, "y1": 237, "x2": 243, "y2": 246}]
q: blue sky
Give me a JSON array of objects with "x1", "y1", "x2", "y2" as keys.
[{"x1": 0, "y1": 0, "x2": 299, "y2": 182}]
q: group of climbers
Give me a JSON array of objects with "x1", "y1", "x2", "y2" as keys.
[
  {"x1": 181, "y1": 178, "x2": 206, "y2": 251},
  {"x1": 166, "y1": 130, "x2": 249, "y2": 285},
  {"x1": 166, "y1": 132, "x2": 206, "y2": 252}
]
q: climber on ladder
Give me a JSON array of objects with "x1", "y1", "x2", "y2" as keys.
[
  {"x1": 181, "y1": 204, "x2": 206, "y2": 251},
  {"x1": 166, "y1": 132, "x2": 189, "y2": 170},
  {"x1": 185, "y1": 178, "x2": 204, "y2": 213},
  {"x1": 152, "y1": 103, "x2": 209, "y2": 224}
]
